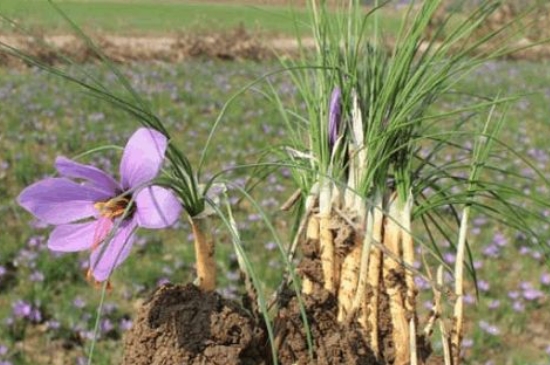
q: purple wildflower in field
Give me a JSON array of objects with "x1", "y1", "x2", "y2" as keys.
[
  {"x1": 487, "y1": 299, "x2": 500, "y2": 309},
  {"x1": 414, "y1": 276, "x2": 430, "y2": 291},
  {"x1": 482, "y1": 244, "x2": 500, "y2": 258},
  {"x1": 120, "y1": 318, "x2": 133, "y2": 331},
  {"x1": 463, "y1": 294, "x2": 475, "y2": 305},
  {"x1": 73, "y1": 297, "x2": 86, "y2": 309},
  {"x1": 46, "y1": 320, "x2": 60, "y2": 331},
  {"x1": 100, "y1": 319, "x2": 114, "y2": 334},
  {"x1": 512, "y1": 301, "x2": 525, "y2": 312},
  {"x1": 462, "y1": 338, "x2": 474, "y2": 348},
  {"x1": 477, "y1": 280, "x2": 490, "y2": 292},
  {"x1": 492, "y1": 232, "x2": 508, "y2": 247},
  {"x1": 328, "y1": 87, "x2": 342, "y2": 151},
  {"x1": 478, "y1": 320, "x2": 500, "y2": 336},
  {"x1": 443, "y1": 252, "x2": 456, "y2": 264},
  {"x1": 541, "y1": 272, "x2": 550, "y2": 286},
  {"x1": 157, "y1": 278, "x2": 170, "y2": 286},
  {"x1": 12, "y1": 300, "x2": 32, "y2": 318},
  {"x1": 18, "y1": 128, "x2": 182, "y2": 282},
  {"x1": 0, "y1": 345, "x2": 7, "y2": 356},
  {"x1": 0, "y1": 266, "x2": 6, "y2": 277},
  {"x1": 518, "y1": 246, "x2": 531, "y2": 255},
  {"x1": 522, "y1": 288, "x2": 544, "y2": 301}
]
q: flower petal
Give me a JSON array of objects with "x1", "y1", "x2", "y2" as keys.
[
  {"x1": 135, "y1": 186, "x2": 182, "y2": 229},
  {"x1": 120, "y1": 128, "x2": 167, "y2": 190},
  {"x1": 18, "y1": 178, "x2": 111, "y2": 225},
  {"x1": 89, "y1": 219, "x2": 137, "y2": 282},
  {"x1": 55, "y1": 156, "x2": 120, "y2": 196},
  {"x1": 48, "y1": 220, "x2": 108, "y2": 252}
]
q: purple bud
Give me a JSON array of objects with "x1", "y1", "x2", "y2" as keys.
[
  {"x1": 540, "y1": 272, "x2": 550, "y2": 286},
  {"x1": 328, "y1": 87, "x2": 342, "y2": 150}
]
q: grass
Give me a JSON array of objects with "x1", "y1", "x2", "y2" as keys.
[
  {"x1": 0, "y1": 0, "x2": 404, "y2": 37},
  {"x1": 0, "y1": 58, "x2": 550, "y2": 364},
  {"x1": 0, "y1": 0, "x2": 312, "y2": 35}
]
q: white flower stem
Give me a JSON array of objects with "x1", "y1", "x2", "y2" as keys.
[{"x1": 452, "y1": 205, "x2": 470, "y2": 364}]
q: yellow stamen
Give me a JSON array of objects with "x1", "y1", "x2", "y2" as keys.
[{"x1": 94, "y1": 197, "x2": 132, "y2": 219}]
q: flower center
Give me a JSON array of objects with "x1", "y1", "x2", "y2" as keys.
[{"x1": 94, "y1": 196, "x2": 134, "y2": 219}]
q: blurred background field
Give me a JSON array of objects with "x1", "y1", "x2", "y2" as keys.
[
  {"x1": 1, "y1": 1, "x2": 550, "y2": 365},
  {"x1": 0, "y1": 0, "x2": 404, "y2": 36}
]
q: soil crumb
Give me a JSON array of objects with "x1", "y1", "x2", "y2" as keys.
[{"x1": 122, "y1": 283, "x2": 267, "y2": 365}]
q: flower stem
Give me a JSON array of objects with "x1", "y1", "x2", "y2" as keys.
[
  {"x1": 452, "y1": 205, "x2": 470, "y2": 364},
  {"x1": 319, "y1": 179, "x2": 335, "y2": 293},
  {"x1": 382, "y1": 193, "x2": 410, "y2": 365},
  {"x1": 362, "y1": 200, "x2": 383, "y2": 356},
  {"x1": 191, "y1": 216, "x2": 216, "y2": 291},
  {"x1": 401, "y1": 192, "x2": 417, "y2": 365}
]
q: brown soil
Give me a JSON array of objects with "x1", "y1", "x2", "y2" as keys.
[
  {"x1": 274, "y1": 287, "x2": 379, "y2": 365},
  {"x1": 122, "y1": 283, "x2": 267, "y2": 365}
]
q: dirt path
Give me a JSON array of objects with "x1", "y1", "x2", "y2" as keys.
[
  {"x1": 0, "y1": 31, "x2": 317, "y2": 66},
  {"x1": 0, "y1": 30, "x2": 547, "y2": 67}
]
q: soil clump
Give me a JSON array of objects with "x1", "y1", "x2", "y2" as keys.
[
  {"x1": 274, "y1": 287, "x2": 380, "y2": 365},
  {"x1": 122, "y1": 283, "x2": 267, "y2": 365}
]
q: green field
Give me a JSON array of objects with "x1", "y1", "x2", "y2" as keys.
[
  {"x1": 0, "y1": 0, "x2": 404, "y2": 37},
  {"x1": 0, "y1": 0, "x2": 312, "y2": 35}
]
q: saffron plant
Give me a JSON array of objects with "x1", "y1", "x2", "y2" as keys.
[
  {"x1": 274, "y1": 0, "x2": 550, "y2": 364},
  {"x1": 17, "y1": 127, "x2": 182, "y2": 282}
]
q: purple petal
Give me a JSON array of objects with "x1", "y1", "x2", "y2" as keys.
[
  {"x1": 55, "y1": 156, "x2": 120, "y2": 196},
  {"x1": 120, "y1": 128, "x2": 167, "y2": 190},
  {"x1": 135, "y1": 186, "x2": 181, "y2": 229},
  {"x1": 48, "y1": 220, "x2": 106, "y2": 252},
  {"x1": 89, "y1": 219, "x2": 137, "y2": 282},
  {"x1": 18, "y1": 178, "x2": 111, "y2": 225}
]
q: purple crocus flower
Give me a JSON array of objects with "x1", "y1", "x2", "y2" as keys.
[
  {"x1": 18, "y1": 128, "x2": 182, "y2": 282},
  {"x1": 328, "y1": 87, "x2": 342, "y2": 151}
]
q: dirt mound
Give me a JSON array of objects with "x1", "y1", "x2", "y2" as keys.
[{"x1": 122, "y1": 283, "x2": 267, "y2": 365}]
